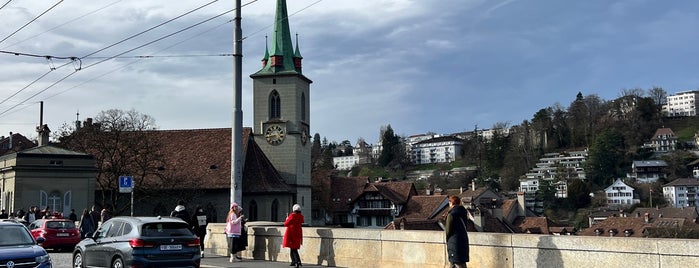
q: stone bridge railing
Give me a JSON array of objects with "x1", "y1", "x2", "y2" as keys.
[{"x1": 204, "y1": 222, "x2": 699, "y2": 268}]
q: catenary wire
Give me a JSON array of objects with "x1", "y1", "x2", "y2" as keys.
[
  {"x1": 0, "y1": 0, "x2": 225, "y2": 116},
  {"x1": 0, "y1": 0, "x2": 65, "y2": 45},
  {"x1": 81, "y1": 0, "x2": 219, "y2": 59},
  {"x1": 0, "y1": 0, "x2": 12, "y2": 11},
  {"x1": 0, "y1": 0, "x2": 323, "y2": 119},
  {"x1": 1, "y1": 0, "x2": 123, "y2": 50}
]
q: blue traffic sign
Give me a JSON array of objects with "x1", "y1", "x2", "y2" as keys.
[{"x1": 119, "y1": 176, "x2": 133, "y2": 188}]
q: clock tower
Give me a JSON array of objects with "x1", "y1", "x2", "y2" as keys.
[{"x1": 250, "y1": 0, "x2": 312, "y2": 217}]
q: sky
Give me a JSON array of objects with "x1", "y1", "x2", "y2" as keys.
[{"x1": 2, "y1": 0, "x2": 699, "y2": 145}]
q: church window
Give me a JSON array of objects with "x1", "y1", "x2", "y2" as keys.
[
  {"x1": 39, "y1": 191, "x2": 48, "y2": 210},
  {"x1": 271, "y1": 199, "x2": 279, "y2": 222},
  {"x1": 47, "y1": 191, "x2": 62, "y2": 214},
  {"x1": 269, "y1": 90, "x2": 281, "y2": 119},
  {"x1": 63, "y1": 191, "x2": 72, "y2": 214},
  {"x1": 249, "y1": 200, "x2": 258, "y2": 221},
  {"x1": 301, "y1": 92, "x2": 306, "y2": 121}
]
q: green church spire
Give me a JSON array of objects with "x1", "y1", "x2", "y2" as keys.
[{"x1": 253, "y1": 0, "x2": 301, "y2": 75}]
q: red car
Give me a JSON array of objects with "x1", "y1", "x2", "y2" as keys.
[{"x1": 28, "y1": 218, "x2": 81, "y2": 251}]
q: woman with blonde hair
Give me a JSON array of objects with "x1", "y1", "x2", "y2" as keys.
[{"x1": 225, "y1": 202, "x2": 245, "y2": 262}]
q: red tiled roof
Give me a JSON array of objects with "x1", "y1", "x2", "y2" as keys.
[
  {"x1": 401, "y1": 195, "x2": 448, "y2": 219},
  {"x1": 372, "y1": 182, "x2": 416, "y2": 205},
  {"x1": 512, "y1": 217, "x2": 552, "y2": 234},
  {"x1": 131, "y1": 128, "x2": 289, "y2": 192},
  {"x1": 0, "y1": 133, "x2": 36, "y2": 156},
  {"x1": 630, "y1": 207, "x2": 699, "y2": 222},
  {"x1": 577, "y1": 217, "x2": 649, "y2": 237},
  {"x1": 329, "y1": 177, "x2": 368, "y2": 212}
]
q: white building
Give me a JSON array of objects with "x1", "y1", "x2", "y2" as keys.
[
  {"x1": 662, "y1": 178, "x2": 699, "y2": 208},
  {"x1": 604, "y1": 179, "x2": 640, "y2": 208},
  {"x1": 410, "y1": 136, "x2": 464, "y2": 165},
  {"x1": 333, "y1": 155, "x2": 370, "y2": 170},
  {"x1": 519, "y1": 150, "x2": 588, "y2": 199},
  {"x1": 662, "y1": 90, "x2": 699, "y2": 117}
]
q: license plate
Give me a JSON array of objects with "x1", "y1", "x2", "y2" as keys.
[
  {"x1": 57, "y1": 233, "x2": 69, "y2": 237},
  {"x1": 160, "y1": 244, "x2": 182, "y2": 251}
]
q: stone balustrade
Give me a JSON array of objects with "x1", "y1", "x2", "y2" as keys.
[{"x1": 204, "y1": 222, "x2": 699, "y2": 267}]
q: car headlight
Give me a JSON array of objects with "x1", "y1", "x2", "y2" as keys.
[{"x1": 36, "y1": 254, "x2": 51, "y2": 263}]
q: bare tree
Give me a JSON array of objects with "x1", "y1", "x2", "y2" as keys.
[{"x1": 57, "y1": 109, "x2": 164, "y2": 215}]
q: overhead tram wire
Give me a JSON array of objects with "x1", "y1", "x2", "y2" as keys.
[
  {"x1": 242, "y1": 0, "x2": 324, "y2": 41},
  {"x1": 0, "y1": 0, "x2": 12, "y2": 11},
  {"x1": 0, "y1": 0, "x2": 65, "y2": 45},
  {"x1": 1, "y1": 0, "x2": 325, "y2": 118},
  {"x1": 43, "y1": 17, "x2": 238, "y2": 100},
  {"x1": 1, "y1": 0, "x2": 123, "y2": 50},
  {"x1": 0, "y1": 0, "x2": 260, "y2": 118},
  {"x1": 81, "y1": 0, "x2": 259, "y2": 70},
  {"x1": 84, "y1": 0, "x2": 322, "y2": 60},
  {"x1": 80, "y1": 0, "x2": 220, "y2": 59},
  {"x1": 0, "y1": 0, "x2": 224, "y2": 115}
]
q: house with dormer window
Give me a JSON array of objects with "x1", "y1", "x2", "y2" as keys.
[
  {"x1": 645, "y1": 128, "x2": 678, "y2": 152},
  {"x1": 605, "y1": 179, "x2": 640, "y2": 208},
  {"x1": 327, "y1": 177, "x2": 415, "y2": 228}
]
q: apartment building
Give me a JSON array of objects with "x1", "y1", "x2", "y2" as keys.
[
  {"x1": 662, "y1": 90, "x2": 699, "y2": 117},
  {"x1": 519, "y1": 150, "x2": 588, "y2": 203},
  {"x1": 662, "y1": 178, "x2": 699, "y2": 208},
  {"x1": 410, "y1": 136, "x2": 464, "y2": 165}
]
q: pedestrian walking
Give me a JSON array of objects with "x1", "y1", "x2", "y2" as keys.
[
  {"x1": 89, "y1": 206, "x2": 101, "y2": 229},
  {"x1": 445, "y1": 195, "x2": 470, "y2": 268},
  {"x1": 68, "y1": 209, "x2": 78, "y2": 222},
  {"x1": 225, "y1": 203, "x2": 244, "y2": 262},
  {"x1": 100, "y1": 206, "x2": 112, "y2": 224},
  {"x1": 170, "y1": 200, "x2": 190, "y2": 223},
  {"x1": 283, "y1": 204, "x2": 304, "y2": 268},
  {"x1": 190, "y1": 206, "x2": 208, "y2": 257},
  {"x1": 78, "y1": 208, "x2": 95, "y2": 239}
]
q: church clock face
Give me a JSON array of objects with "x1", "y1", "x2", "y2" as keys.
[{"x1": 265, "y1": 125, "x2": 286, "y2": 145}]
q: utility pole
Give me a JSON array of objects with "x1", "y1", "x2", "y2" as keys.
[{"x1": 231, "y1": 0, "x2": 243, "y2": 206}]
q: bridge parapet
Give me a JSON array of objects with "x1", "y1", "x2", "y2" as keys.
[{"x1": 204, "y1": 222, "x2": 699, "y2": 267}]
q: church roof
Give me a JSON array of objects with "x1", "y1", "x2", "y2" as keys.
[{"x1": 138, "y1": 128, "x2": 290, "y2": 192}]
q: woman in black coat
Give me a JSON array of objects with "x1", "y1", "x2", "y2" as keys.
[{"x1": 445, "y1": 195, "x2": 470, "y2": 268}]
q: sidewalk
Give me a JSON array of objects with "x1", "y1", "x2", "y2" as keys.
[{"x1": 201, "y1": 254, "x2": 329, "y2": 268}]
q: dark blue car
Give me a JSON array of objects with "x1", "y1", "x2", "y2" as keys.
[
  {"x1": 0, "y1": 221, "x2": 52, "y2": 268},
  {"x1": 73, "y1": 216, "x2": 201, "y2": 268}
]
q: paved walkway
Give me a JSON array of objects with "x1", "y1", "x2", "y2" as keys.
[{"x1": 201, "y1": 255, "x2": 332, "y2": 268}]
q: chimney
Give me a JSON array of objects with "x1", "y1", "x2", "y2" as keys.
[
  {"x1": 8, "y1": 132, "x2": 12, "y2": 149},
  {"x1": 517, "y1": 191, "x2": 526, "y2": 216},
  {"x1": 644, "y1": 212, "x2": 650, "y2": 223},
  {"x1": 426, "y1": 183, "x2": 432, "y2": 195},
  {"x1": 471, "y1": 181, "x2": 476, "y2": 191},
  {"x1": 37, "y1": 124, "x2": 50, "y2": 146}
]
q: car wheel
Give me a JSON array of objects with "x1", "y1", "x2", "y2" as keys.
[
  {"x1": 73, "y1": 252, "x2": 85, "y2": 268},
  {"x1": 111, "y1": 257, "x2": 124, "y2": 268}
]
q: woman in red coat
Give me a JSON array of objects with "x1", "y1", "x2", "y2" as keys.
[{"x1": 283, "y1": 204, "x2": 304, "y2": 267}]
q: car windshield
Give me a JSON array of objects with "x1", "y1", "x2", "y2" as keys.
[
  {"x1": 46, "y1": 221, "x2": 76, "y2": 229},
  {"x1": 141, "y1": 222, "x2": 192, "y2": 237},
  {"x1": 0, "y1": 225, "x2": 35, "y2": 246}
]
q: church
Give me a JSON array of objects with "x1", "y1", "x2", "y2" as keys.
[{"x1": 0, "y1": 0, "x2": 311, "y2": 224}]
